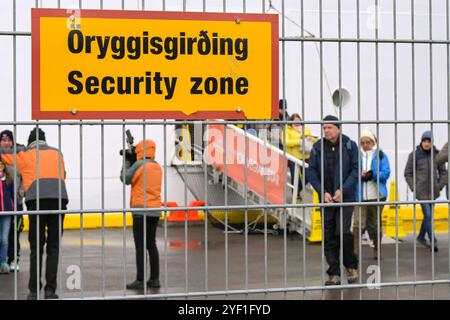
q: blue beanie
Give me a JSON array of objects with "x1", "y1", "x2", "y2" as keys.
[{"x1": 421, "y1": 130, "x2": 432, "y2": 141}]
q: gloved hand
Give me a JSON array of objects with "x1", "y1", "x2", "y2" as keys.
[
  {"x1": 119, "y1": 149, "x2": 137, "y2": 165},
  {"x1": 126, "y1": 150, "x2": 137, "y2": 165},
  {"x1": 362, "y1": 170, "x2": 373, "y2": 182}
]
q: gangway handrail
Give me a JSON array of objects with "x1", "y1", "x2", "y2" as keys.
[
  {"x1": 225, "y1": 122, "x2": 309, "y2": 169},
  {"x1": 170, "y1": 121, "x2": 309, "y2": 170}
]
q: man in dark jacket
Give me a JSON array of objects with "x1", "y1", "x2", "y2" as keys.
[
  {"x1": 307, "y1": 115, "x2": 359, "y2": 286},
  {"x1": 404, "y1": 131, "x2": 447, "y2": 252}
]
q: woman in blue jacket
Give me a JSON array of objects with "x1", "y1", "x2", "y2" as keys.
[{"x1": 353, "y1": 129, "x2": 390, "y2": 260}]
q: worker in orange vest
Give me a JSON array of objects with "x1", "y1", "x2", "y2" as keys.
[
  {"x1": 0, "y1": 128, "x2": 68, "y2": 299},
  {"x1": 120, "y1": 139, "x2": 162, "y2": 290}
]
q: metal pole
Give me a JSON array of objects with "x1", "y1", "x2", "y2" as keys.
[
  {"x1": 281, "y1": 0, "x2": 288, "y2": 300},
  {"x1": 101, "y1": 122, "x2": 105, "y2": 298},
  {"x1": 446, "y1": 0, "x2": 450, "y2": 300},
  {"x1": 100, "y1": 0, "x2": 105, "y2": 299},
  {"x1": 375, "y1": 0, "x2": 381, "y2": 300},
  {"x1": 319, "y1": 0, "x2": 326, "y2": 300},
  {"x1": 300, "y1": 0, "x2": 307, "y2": 300},
  {"x1": 121, "y1": 123, "x2": 127, "y2": 296},
  {"x1": 393, "y1": 0, "x2": 400, "y2": 300},
  {"x1": 428, "y1": 0, "x2": 436, "y2": 300},
  {"x1": 356, "y1": 0, "x2": 363, "y2": 301},
  {"x1": 143, "y1": 121, "x2": 147, "y2": 297},
  {"x1": 338, "y1": 0, "x2": 344, "y2": 301},
  {"x1": 12, "y1": 0, "x2": 18, "y2": 300},
  {"x1": 411, "y1": 0, "x2": 418, "y2": 300},
  {"x1": 79, "y1": 122, "x2": 84, "y2": 298}
]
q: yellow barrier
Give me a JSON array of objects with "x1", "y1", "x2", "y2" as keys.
[
  {"x1": 308, "y1": 190, "x2": 323, "y2": 242},
  {"x1": 208, "y1": 210, "x2": 277, "y2": 226},
  {"x1": 21, "y1": 212, "x2": 172, "y2": 231},
  {"x1": 383, "y1": 181, "x2": 449, "y2": 236},
  {"x1": 21, "y1": 213, "x2": 134, "y2": 231},
  {"x1": 383, "y1": 208, "x2": 407, "y2": 238},
  {"x1": 384, "y1": 180, "x2": 406, "y2": 238}
]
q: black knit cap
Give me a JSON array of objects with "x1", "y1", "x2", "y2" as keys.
[
  {"x1": 27, "y1": 128, "x2": 46, "y2": 146},
  {"x1": 0, "y1": 130, "x2": 14, "y2": 143},
  {"x1": 323, "y1": 115, "x2": 340, "y2": 129}
]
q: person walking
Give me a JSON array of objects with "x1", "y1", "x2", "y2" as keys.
[
  {"x1": 404, "y1": 130, "x2": 447, "y2": 252},
  {"x1": 353, "y1": 128, "x2": 390, "y2": 260}
]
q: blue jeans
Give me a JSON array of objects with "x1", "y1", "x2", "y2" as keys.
[
  {"x1": 0, "y1": 215, "x2": 11, "y2": 263},
  {"x1": 418, "y1": 203, "x2": 436, "y2": 242}
]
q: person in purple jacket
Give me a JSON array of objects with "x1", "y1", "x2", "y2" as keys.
[{"x1": 0, "y1": 160, "x2": 14, "y2": 274}]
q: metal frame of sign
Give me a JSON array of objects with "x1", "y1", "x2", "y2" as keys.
[{"x1": 32, "y1": 8, "x2": 279, "y2": 120}]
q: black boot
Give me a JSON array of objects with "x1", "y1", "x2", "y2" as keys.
[
  {"x1": 147, "y1": 279, "x2": 160, "y2": 288},
  {"x1": 126, "y1": 280, "x2": 144, "y2": 290}
]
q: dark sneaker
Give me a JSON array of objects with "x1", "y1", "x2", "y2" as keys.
[
  {"x1": 27, "y1": 292, "x2": 37, "y2": 300},
  {"x1": 44, "y1": 290, "x2": 59, "y2": 299},
  {"x1": 417, "y1": 237, "x2": 430, "y2": 249},
  {"x1": 431, "y1": 239, "x2": 439, "y2": 252},
  {"x1": 324, "y1": 275, "x2": 341, "y2": 286},
  {"x1": 147, "y1": 279, "x2": 160, "y2": 288},
  {"x1": 126, "y1": 280, "x2": 144, "y2": 290},
  {"x1": 346, "y1": 268, "x2": 358, "y2": 284}
]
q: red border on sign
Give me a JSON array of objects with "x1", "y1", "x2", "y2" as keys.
[{"x1": 32, "y1": 8, "x2": 279, "y2": 120}]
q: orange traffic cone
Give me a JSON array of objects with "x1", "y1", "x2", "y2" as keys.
[
  {"x1": 164, "y1": 201, "x2": 204, "y2": 222},
  {"x1": 187, "y1": 200, "x2": 204, "y2": 222}
]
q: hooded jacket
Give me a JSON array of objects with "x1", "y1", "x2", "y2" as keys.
[
  {"x1": 404, "y1": 145, "x2": 447, "y2": 200},
  {"x1": 120, "y1": 140, "x2": 162, "y2": 214}
]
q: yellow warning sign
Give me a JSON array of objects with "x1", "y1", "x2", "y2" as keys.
[{"x1": 32, "y1": 9, "x2": 279, "y2": 120}]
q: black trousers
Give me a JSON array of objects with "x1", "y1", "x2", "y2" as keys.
[
  {"x1": 323, "y1": 206, "x2": 358, "y2": 276},
  {"x1": 132, "y1": 215, "x2": 160, "y2": 282},
  {"x1": 7, "y1": 205, "x2": 23, "y2": 265},
  {"x1": 26, "y1": 199, "x2": 67, "y2": 293}
]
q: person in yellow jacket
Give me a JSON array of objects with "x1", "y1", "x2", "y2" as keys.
[
  {"x1": 281, "y1": 113, "x2": 316, "y2": 196},
  {"x1": 120, "y1": 139, "x2": 162, "y2": 291}
]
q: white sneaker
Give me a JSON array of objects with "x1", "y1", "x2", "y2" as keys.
[{"x1": 9, "y1": 262, "x2": 19, "y2": 272}]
